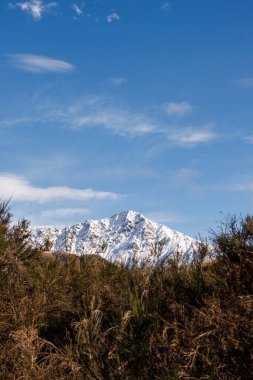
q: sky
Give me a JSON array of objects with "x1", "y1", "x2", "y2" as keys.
[{"x1": 0, "y1": 0, "x2": 253, "y2": 238}]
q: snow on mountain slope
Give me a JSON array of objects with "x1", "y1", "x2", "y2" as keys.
[{"x1": 31, "y1": 210, "x2": 198, "y2": 265}]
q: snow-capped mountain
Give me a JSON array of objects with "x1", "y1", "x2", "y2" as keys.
[{"x1": 31, "y1": 210, "x2": 198, "y2": 265}]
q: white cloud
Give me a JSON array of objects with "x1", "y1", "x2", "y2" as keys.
[
  {"x1": 168, "y1": 125, "x2": 216, "y2": 146},
  {"x1": 0, "y1": 93, "x2": 218, "y2": 144},
  {"x1": 160, "y1": 2, "x2": 171, "y2": 12},
  {"x1": 110, "y1": 77, "x2": 127, "y2": 86},
  {"x1": 236, "y1": 77, "x2": 253, "y2": 88},
  {"x1": 107, "y1": 12, "x2": 120, "y2": 23},
  {"x1": 65, "y1": 97, "x2": 157, "y2": 135},
  {"x1": 71, "y1": 3, "x2": 83, "y2": 16},
  {"x1": 73, "y1": 111, "x2": 156, "y2": 135},
  {"x1": 0, "y1": 173, "x2": 119, "y2": 203},
  {"x1": 0, "y1": 95, "x2": 156, "y2": 136},
  {"x1": 8, "y1": 54, "x2": 74, "y2": 73},
  {"x1": 9, "y1": 0, "x2": 57, "y2": 20},
  {"x1": 163, "y1": 102, "x2": 193, "y2": 117}
]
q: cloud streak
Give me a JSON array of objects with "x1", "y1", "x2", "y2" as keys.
[
  {"x1": 163, "y1": 102, "x2": 193, "y2": 117},
  {"x1": 71, "y1": 3, "x2": 83, "y2": 16},
  {"x1": 109, "y1": 77, "x2": 127, "y2": 86},
  {"x1": 168, "y1": 125, "x2": 216, "y2": 146},
  {"x1": 9, "y1": 0, "x2": 57, "y2": 20},
  {"x1": 0, "y1": 173, "x2": 119, "y2": 203},
  {"x1": 7, "y1": 54, "x2": 74, "y2": 73},
  {"x1": 62, "y1": 96, "x2": 157, "y2": 136},
  {"x1": 0, "y1": 95, "x2": 157, "y2": 136},
  {"x1": 0, "y1": 92, "x2": 218, "y2": 146}
]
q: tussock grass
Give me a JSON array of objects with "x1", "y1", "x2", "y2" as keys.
[{"x1": 0, "y1": 202, "x2": 252, "y2": 379}]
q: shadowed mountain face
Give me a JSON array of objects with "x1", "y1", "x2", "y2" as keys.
[{"x1": 31, "y1": 210, "x2": 198, "y2": 265}]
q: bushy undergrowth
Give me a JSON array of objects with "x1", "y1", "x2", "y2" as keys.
[{"x1": 0, "y1": 202, "x2": 252, "y2": 379}]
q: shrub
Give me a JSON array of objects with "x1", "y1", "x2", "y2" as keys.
[{"x1": 0, "y1": 202, "x2": 252, "y2": 379}]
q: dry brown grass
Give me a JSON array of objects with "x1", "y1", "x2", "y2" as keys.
[{"x1": 0, "y1": 203, "x2": 252, "y2": 379}]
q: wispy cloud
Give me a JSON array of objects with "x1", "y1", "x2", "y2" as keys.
[
  {"x1": 0, "y1": 95, "x2": 156, "y2": 136},
  {"x1": 73, "y1": 112, "x2": 156, "y2": 135},
  {"x1": 244, "y1": 135, "x2": 253, "y2": 144},
  {"x1": 0, "y1": 92, "x2": 218, "y2": 145},
  {"x1": 0, "y1": 116, "x2": 32, "y2": 128},
  {"x1": 7, "y1": 54, "x2": 74, "y2": 73},
  {"x1": 146, "y1": 211, "x2": 185, "y2": 225},
  {"x1": 236, "y1": 77, "x2": 253, "y2": 88},
  {"x1": 0, "y1": 173, "x2": 119, "y2": 203},
  {"x1": 9, "y1": 0, "x2": 57, "y2": 20},
  {"x1": 62, "y1": 96, "x2": 157, "y2": 135},
  {"x1": 71, "y1": 3, "x2": 83, "y2": 16},
  {"x1": 160, "y1": 2, "x2": 171, "y2": 12},
  {"x1": 66, "y1": 99, "x2": 217, "y2": 143},
  {"x1": 168, "y1": 125, "x2": 216, "y2": 146},
  {"x1": 107, "y1": 12, "x2": 120, "y2": 23},
  {"x1": 163, "y1": 102, "x2": 193, "y2": 117},
  {"x1": 109, "y1": 77, "x2": 127, "y2": 86},
  {"x1": 172, "y1": 168, "x2": 201, "y2": 183}
]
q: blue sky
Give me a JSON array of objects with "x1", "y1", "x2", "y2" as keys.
[{"x1": 0, "y1": 0, "x2": 253, "y2": 237}]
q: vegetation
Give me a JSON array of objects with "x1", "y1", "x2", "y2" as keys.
[{"x1": 0, "y1": 201, "x2": 252, "y2": 379}]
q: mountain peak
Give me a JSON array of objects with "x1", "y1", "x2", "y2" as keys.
[
  {"x1": 109, "y1": 210, "x2": 145, "y2": 223},
  {"x1": 31, "y1": 211, "x2": 198, "y2": 265}
]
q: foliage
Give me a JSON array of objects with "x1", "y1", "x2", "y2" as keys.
[{"x1": 0, "y1": 203, "x2": 252, "y2": 379}]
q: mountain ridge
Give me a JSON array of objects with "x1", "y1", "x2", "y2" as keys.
[{"x1": 31, "y1": 210, "x2": 198, "y2": 265}]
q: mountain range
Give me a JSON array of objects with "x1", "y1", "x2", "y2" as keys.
[{"x1": 31, "y1": 210, "x2": 198, "y2": 265}]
